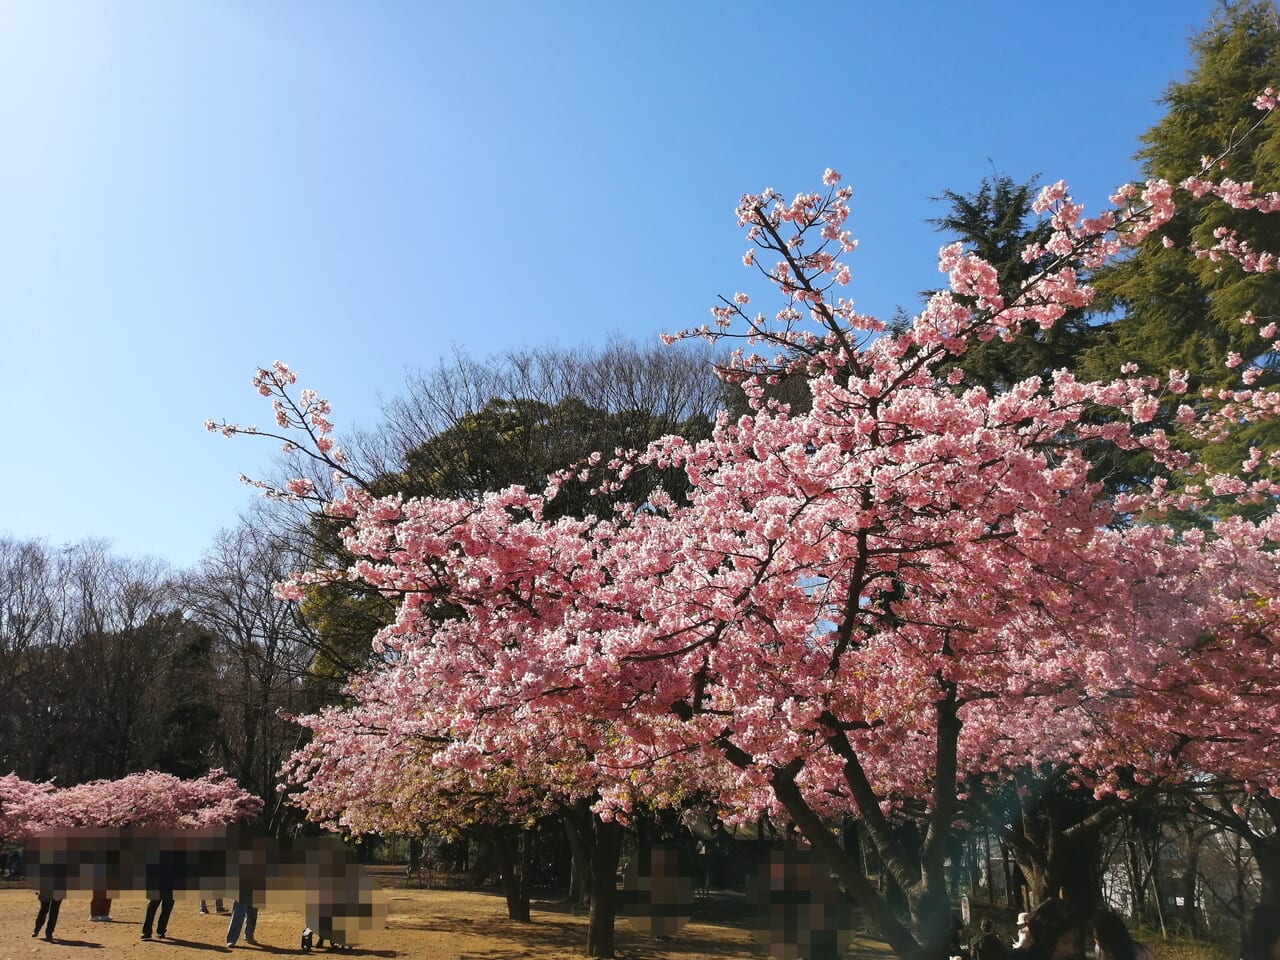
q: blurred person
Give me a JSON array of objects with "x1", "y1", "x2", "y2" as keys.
[
  {"x1": 1013, "y1": 912, "x2": 1031, "y2": 949},
  {"x1": 1092, "y1": 909, "x2": 1155, "y2": 960},
  {"x1": 32, "y1": 891, "x2": 63, "y2": 941},
  {"x1": 973, "y1": 918, "x2": 1011, "y2": 960},
  {"x1": 142, "y1": 844, "x2": 183, "y2": 940},
  {"x1": 226, "y1": 900, "x2": 259, "y2": 947}
]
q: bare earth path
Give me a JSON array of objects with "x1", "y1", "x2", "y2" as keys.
[{"x1": 1, "y1": 873, "x2": 896, "y2": 960}]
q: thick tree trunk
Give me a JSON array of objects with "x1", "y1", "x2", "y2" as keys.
[
  {"x1": 585, "y1": 816, "x2": 622, "y2": 959},
  {"x1": 493, "y1": 826, "x2": 531, "y2": 922},
  {"x1": 563, "y1": 812, "x2": 591, "y2": 907},
  {"x1": 1007, "y1": 768, "x2": 1109, "y2": 914},
  {"x1": 1254, "y1": 839, "x2": 1280, "y2": 912},
  {"x1": 521, "y1": 827, "x2": 532, "y2": 910},
  {"x1": 1126, "y1": 834, "x2": 1147, "y2": 918},
  {"x1": 1016, "y1": 834, "x2": 1101, "y2": 912},
  {"x1": 1044, "y1": 836, "x2": 1103, "y2": 915}
]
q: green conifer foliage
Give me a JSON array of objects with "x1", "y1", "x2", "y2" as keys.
[{"x1": 1083, "y1": 0, "x2": 1280, "y2": 392}]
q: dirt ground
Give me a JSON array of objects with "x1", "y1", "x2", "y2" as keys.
[{"x1": 1, "y1": 872, "x2": 896, "y2": 960}]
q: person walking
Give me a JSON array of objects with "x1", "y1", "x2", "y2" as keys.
[
  {"x1": 31, "y1": 837, "x2": 69, "y2": 943},
  {"x1": 32, "y1": 892, "x2": 63, "y2": 941},
  {"x1": 142, "y1": 845, "x2": 183, "y2": 940},
  {"x1": 225, "y1": 833, "x2": 267, "y2": 948},
  {"x1": 225, "y1": 899, "x2": 259, "y2": 947}
]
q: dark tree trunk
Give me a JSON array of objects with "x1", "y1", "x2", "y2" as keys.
[
  {"x1": 520, "y1": 827, "x2": 532, "y2": 909},
  {"x1": 1179, "y1": 824, "x2": 1201, "y2": 933},
  {"x1": 1254, "y1": 838, "x2": 1280, "y2": 912},
  {"x1": 586, "y1": 816, "x2": 622, "y2": 959},
  {"x1": 1007, "y1": 768, "x2": 1114, "y2": 914},
  {"x1": 493, "y1": 826, "x2": 531, "y2": 922},
  {"x1": 1127, "y1": 834, "x2": 1147, "y2": 918},
  {"x1": 999, "y1": 840, "x2": 1019, "y2": 909},
  {"x1": 563, "y1": 812, "x2": 591, "y2": 907}
]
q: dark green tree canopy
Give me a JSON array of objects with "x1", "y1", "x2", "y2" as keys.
[
  {"x1": 930, "y1": 174, "x2": 1095, "y2": 393},
  {"x1": 931, "y1": 3, "x2": 1280, "y2": 499},
  {"x1": 1083, "y1": 0, "x2": 1280, "y2": 390}
]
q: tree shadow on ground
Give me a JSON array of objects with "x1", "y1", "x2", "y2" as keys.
[{"x1": 390, "y1": 910, "x2": 767, "y2": 960}]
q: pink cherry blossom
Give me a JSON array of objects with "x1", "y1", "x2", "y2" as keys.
[
  {"x1": 220, "y1": 152, "x2": 1280, "y2": 960},
  {"x1": 2, "y1": 771, "x2": 260, "y2": 841}
]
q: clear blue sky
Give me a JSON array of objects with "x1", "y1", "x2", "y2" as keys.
[{"x1": 1, "y1": 0, "x2": 1217, "y2": 569}]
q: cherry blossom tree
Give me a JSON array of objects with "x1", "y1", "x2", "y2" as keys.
[
  {"x1": 0, "y1": 772, "x2": 54, "y2": 842},
  {"x1": 280, "y1": 670, "x2": 560, "y2": 924},
  {"x1": 214, "y1": 90, "x2": 1280, "y2": 960},
  {"x1": 1, "y1": 769, "x2": 261, "y2": 840}
]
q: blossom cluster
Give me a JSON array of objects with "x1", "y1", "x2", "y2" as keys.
[
  {"x1": 206, "y1": 361, "x2": 349, "y2": 502},
  {"x1": 230, "y1": 139, "x2": 1280, "y2": 843},
  {"x1": 1, "y1": 771, "x2": 261, "y2": 842}
]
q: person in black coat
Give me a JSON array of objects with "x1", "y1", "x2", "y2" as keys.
[
  {"x1": 30, "y1": 840, "x2": 68, "y2": 943},
  {"x1": 142, "y1": 845, "x2": 184, "y2": 940},
  {"x1": 972, "y1": 918, "x2": 1011, "y2": 960}
]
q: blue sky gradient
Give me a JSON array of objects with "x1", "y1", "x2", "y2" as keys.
[{"x1": 1, "y1": 1, "x2": 1216, "y2": 567}]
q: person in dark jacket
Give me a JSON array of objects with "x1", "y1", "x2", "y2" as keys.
[
  {"x1": 142, "y1": 845, "x2": 184, "y2": 940},
  {"x1": 225, "y1": 833, "x2": 267, "y2": 948},
  {"x1": 30, "y1": 840, "x2": 68, "y2": 943},
  {"x1": 972, "y1": 918, "x2": 1011, "y2": 960}
]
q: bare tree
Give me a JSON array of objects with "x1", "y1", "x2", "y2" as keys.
[
  {"x1": 369, "y1": 338, "x2": 724, "y2": 486},
  {"x1": 0, "y1": 537, "x2": 215, "y2": 783},
  {"x1": 178, "y1": 510, "x2": 317, "y2": 806}
]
